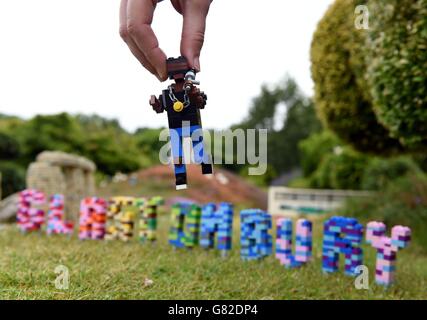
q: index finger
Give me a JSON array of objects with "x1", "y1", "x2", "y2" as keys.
[
  {"x1": 180, "y1": 0, "x2": 211, "y2": 72},
  {"x1": 127, "y1": 0, "x2": 167, "y2": 80}
]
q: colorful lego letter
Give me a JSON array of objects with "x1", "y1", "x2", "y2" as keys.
[
  {"x1": 17, "y1": 189, "x2": 46, "y2": 233},
  {"x1": 106, "y1": 197, "x2": 136, "y2": 242},
  {"x1": 240, "y1": 209, "x2": 272, "y2": 260},
  {"x1": 366, "y1": 222, "x2": 411, "y2": 286},
  {"x1": 46, "y1": 194, "x2": 73, "y2": 236},
  {"x1": 276, "y1": 218, "x2": 312, "y2": 268},
  {"x1": 322, "y1": 216, "x2": 364, "y2": 276},
  {"x1": 135, "y1": 197, "x2": 162, "y2": 243},
  {"x1": 79, "y1": 197, "x2": 108, "y2": 240},
  {"x1": 200, "y1": 203, "x2": 233, "y2": 254},
  {"x1": 169, "y1": 203, "x2": 202, "y2": 249}
]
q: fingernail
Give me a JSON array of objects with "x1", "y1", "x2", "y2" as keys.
[
  {"x1": 157, "y1": 68, "x2": 167, "y2": 81},
  {"x1": 193, "y1": 57, "x2": 201, "y2": 72}
]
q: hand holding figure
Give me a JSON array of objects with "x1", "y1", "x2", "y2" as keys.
[{"x1": 119, "y1": 0, "x2": 212, "y2": 81}]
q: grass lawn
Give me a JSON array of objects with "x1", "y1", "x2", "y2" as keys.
[{"x1": 0, "y1": 213, "x2": 426, "y2": 300}]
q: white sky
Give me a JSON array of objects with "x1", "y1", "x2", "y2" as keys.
[{"x1": 0, "y1": 0, "x2": 334, "y2": 132}]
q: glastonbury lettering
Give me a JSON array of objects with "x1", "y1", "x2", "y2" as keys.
[{"x1": 17, "y1": 189, "x2": 411, "y2": 287}]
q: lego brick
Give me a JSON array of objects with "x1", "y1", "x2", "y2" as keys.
[
  {"x1": 276, "y1": 218, "x2": 312, "y2": 269},
  {"x1": 17, "y1": 189, "x2": 46, "y2": 233},
  {"x1": 135, "y1": 197, "x2": 162, "y2": 243},
  {"x1": 366, "y1": 221, "x2": 411, "y2": 286},
  {"x1": 240, "y1": 209, "x2": 273, "y2": 261},
  {"x1": 46, "y1": 194, "x2": 73, "y2": 236},
  {"x1": 79, "y1": 197, "x2": 108, "y2": 240},
  {"x1": 105, "y1": 197, "x2": 136, "y2": 242},
  {"x1": 168, "y1": 203, "x2": 202, "y2": 249},
  {"x1": 322, "y1": 216, "x2": 364, "y2": 276},
  {"x1": 200, "y1": 203, "x2": 234, "y2": 253}
]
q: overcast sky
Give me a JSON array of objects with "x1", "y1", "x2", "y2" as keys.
[{"x1": 0, "y1": 0, "x2": 334, "y2": 132}]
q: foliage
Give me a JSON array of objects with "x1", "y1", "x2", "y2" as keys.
[
  {"x1": 75, "y1": 114, "x2": 142, "y2": 175},
  {"x1": 310, "y1": 147, "x2": 369, "y2": 190},
  {"x1": 0, "y1": 132, "x2": 20, "y2": 160},
  {"x1": 134, "y1": 128, "x2": 165, "y2": 168},
  {"x1": 311, "y1": 0, "x2": 403, "y2": 154},
  {"x1": 299, "y1": 131, "x2": 341, "y2": 177},
  {"x1": 0, "y1": 161, "x2": 25, "y2": 199},
  {"x1": 16, "y1": 113, "x2": 86, "y2": 163},
  {"x1": 232, "y1": 77, "x2": 322, "y2": 183},
  {"x1": 1, "y1": 113, "x2": 146, "y2": 177},
  {"x1": 361, "y1": 157, "x2": 422, "y2": 191},
  {"x1": 366, "y1": 0, "x2": 427, "y2": 149},
  {"x1": 298, "y1": 131, "x2": 423, "y2": 191},
  {"x1": 0, "y1": 113, "x2": 169, "y2": 195},
  {"x1": 341, "y1": 173, "x2": 427, "y2": 251}
]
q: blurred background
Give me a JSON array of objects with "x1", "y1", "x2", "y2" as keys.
[{"x1": 1, "y1": 0, "x2": 426, "y2": 249}]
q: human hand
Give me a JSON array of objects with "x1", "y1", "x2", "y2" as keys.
[{"x1": 120, "y1": 0, "x2": 212, "y2": 81}]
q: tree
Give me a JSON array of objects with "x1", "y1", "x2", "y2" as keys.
[
  {"x1": 367, "y1": 0, "x2": 427, "y2": 149},
  {"x1": 18, "y1": 113, "x2": 86, "y2": 163},
  {"x1": 311, "y1": 0, "x2": 403, "y2": 154},
  {"x1": 232, "y1": 77, "x2": 322, "y2": 179},
  {"x1": 0, "y1": 132, "x2": 20, "y2": 160}
]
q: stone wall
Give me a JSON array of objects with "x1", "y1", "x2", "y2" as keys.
[{"x1": 26, "y1": 151, "x2": 96, "y2": 221}]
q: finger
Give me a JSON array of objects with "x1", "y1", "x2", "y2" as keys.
[
  {"x1": 127, "y1": 0, "x2": 168, "y2": 80},
  {"x1": 171, "y1": 0, "x2": 183, "y2": 14},
  {"x1": 119, "y1": 0, "x2": 158, "y2": 77},
  {"x1": 180, "y1": 0, "x2": 211, "y2": 71}
]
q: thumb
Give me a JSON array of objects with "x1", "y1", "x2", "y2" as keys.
[{"x1": 180, "y1": 0, "x2": 211, "y2": 71}]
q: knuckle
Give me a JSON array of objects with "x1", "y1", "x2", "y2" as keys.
[
  {"x1": 119, "y1": 26, "x2": 129, "y2": 41},
  {"x1": 192, "y1": 31, "x2": 205, "y2": 46},
  {"x1": 126, "y1": 22, "x2": 140, "y2": 36}
]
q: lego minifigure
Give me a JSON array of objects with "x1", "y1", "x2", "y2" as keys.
[{"x1": 149, "y1": 56, "x2": 213, "y2": 190}]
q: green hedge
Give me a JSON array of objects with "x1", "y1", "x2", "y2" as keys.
[
  {"x1": 311, "y1": 0, "x2": 403, "y2": 154},
  {"x1": 299, "y1": 131, "x2": 341, "y2": 177},
  {"x1": 298, "y1": 131, "x2": 422, "y2": 191},
  {"x1": 340, "y1": 174, "x2": 427, "y2": 252},
  {"x1": 361, "y1": 157, "x2": 422, "y2": 191},
  {"x1": 367, "y1": 0, "x2": 427, "y2": 149},
  {"x1": 310, "y1": 147, "x2": 369, "y2": 190}
]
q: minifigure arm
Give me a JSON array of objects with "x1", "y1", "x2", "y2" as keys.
[
  {"x1": 149, "y1": 94, "x2": 165, "y2": 113},
  {"x1": 188, "y1": 86, "x2": 207, "y2": 109}
]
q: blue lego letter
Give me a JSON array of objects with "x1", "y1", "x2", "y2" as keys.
[
  {"x1": 240, "y1": 209, "x2": 272, "y2": 260},
  {"x1": 200, "y1": 203, "x2": 233, "y2": 253},
  {"x1": 322, "y1": 216, "x2": 364, "y2": 276}
]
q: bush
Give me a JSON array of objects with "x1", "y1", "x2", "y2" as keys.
[
  {"x1": 340, "y1": 173, "x2": 427, "y2": 252},
  {"x1": 367, "y1": 0, "x2": 427, "y2": 149},
  {"x1": 0, "y1": 162, "x2": 25, "y2": 199},
  {"x1": 361, "y1": 157, "x2": 422, "y2": 190},
  {"x1": 311, "y1": 147, "x2": 369, "y2": 190},
  {"x1": 0, "y1": 132, "x2": 20, "y2": 160},
  {"x1": 311, "y1": 0, "x2": 403, "y2": 154},
  {"x1": 297, "y1": 131, "x2": 424, "y2": 191},
  {"x1": 299, "y1": 131, "x2": 341, "y2": 177}
]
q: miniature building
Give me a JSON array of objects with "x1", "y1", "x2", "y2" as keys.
[{"x1": 26, "y1": 151, "x2": 96, "y2": 221}]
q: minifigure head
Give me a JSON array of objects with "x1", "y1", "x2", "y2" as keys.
[{"x1": 167, "y1": 56, "x2": 191, "y2": 81}]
